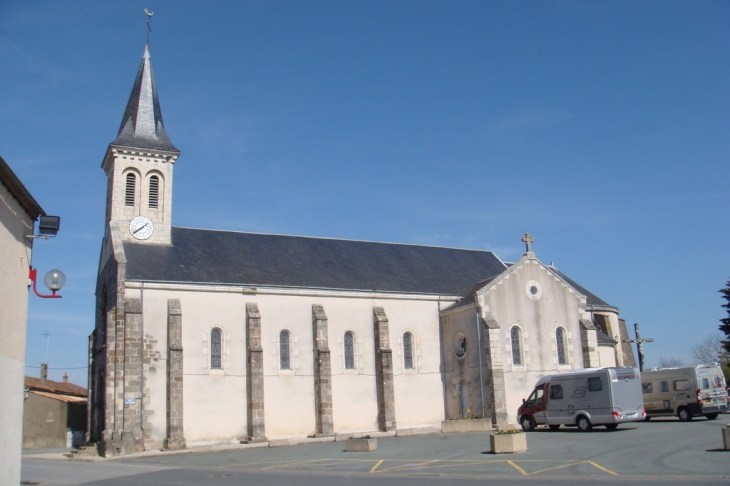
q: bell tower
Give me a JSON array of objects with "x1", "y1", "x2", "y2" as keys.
[{"x1": 102, "y1": 44, "x2": 179, "y2": 245}]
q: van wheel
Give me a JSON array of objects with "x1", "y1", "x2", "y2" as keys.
[
  {"x1": 576, "y1": 416, "x2": 593, "y2": 431},
  {"x1": 548, "y1": 424, "x2": 560, "y2": 430},
  {"x1": 520, "y1": 416, "x2": 535, "y2": 432},
  {"x1": 677, "y1": 407, "x2": 692, "y2": 422},
  {"x1": 644, "y1": 416, "x2": 651, "y2": 421},
  {"x1": 605, "y1": 424, "x2": 618, "y2": 430},
  {"x1": 705, "y1": 413, "x2": 718, "y2": 420}
]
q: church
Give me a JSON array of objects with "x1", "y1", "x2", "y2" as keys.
[{"x1": 89, "y1": 44, "x2": 635, "y2": 456}]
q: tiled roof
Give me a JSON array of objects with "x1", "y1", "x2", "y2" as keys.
[
  {"x1": 30, "y1": 390, "x2": 87, "y2": 403},
  {"x1": 25, "y1": 377, "x2": 87, "y2": 398},
  {"x1": 124, "y1": 227, "x2": 509, "y2": 296},
  {"x1": 550, "y1": 267, "x2": 616, "y2": 310}
]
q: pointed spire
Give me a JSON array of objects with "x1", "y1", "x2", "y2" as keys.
[{"x1": 111, "y1": 45, "x2": 179, "y2": 153}]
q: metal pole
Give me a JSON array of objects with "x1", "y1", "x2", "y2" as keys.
[{"x1": 476, "y1": 309, "x2": 486, "y2": 419}]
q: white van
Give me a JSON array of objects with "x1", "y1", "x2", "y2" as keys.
[
  {"x1": 641, "y1": 364, "x2": 728, "y2": 421},
  {"x1": 517, "y1": 367, "x2": 645, "y2": 431}
]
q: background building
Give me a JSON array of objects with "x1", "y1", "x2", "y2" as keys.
[{"x1": 23, "y1": 368, "x2": 87, "y2": 449}]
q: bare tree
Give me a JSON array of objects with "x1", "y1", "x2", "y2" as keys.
[
  {"x1": 657, "y1": 356, "x2": 684, "y2": 368},
  {"x1": 691, "y1": 333, "x2": 730, "y2": 365}
]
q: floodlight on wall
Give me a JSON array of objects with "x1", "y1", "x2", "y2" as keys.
[
  {"x1": 29, "y1": 266, "x2": 65, "y2": 299},
  {"x1": 39, "y1": 215, "x2": 61, "y2": 235},
  {"x1": 26, "y1": 215, "x2": 61, "y2": 240}
]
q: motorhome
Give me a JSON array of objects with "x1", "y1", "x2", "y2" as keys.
[
  {"x1": 641, "y1": 364, "x2": 728, "y2": 421},
  {"x1": 517, "y1": 367, "x2": 645, "y2": 432}
]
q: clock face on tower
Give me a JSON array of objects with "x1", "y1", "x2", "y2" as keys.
[{"x1": 129, "y1": 216, "x2": 154, "y2": 240}]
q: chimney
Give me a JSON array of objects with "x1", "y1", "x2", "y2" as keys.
[
  {"x1": 40, "y1": 363, "x2": 48, "y2": 386},
  {"x1": 63, "y1": 372, "x2": 68, "y2": 383}
]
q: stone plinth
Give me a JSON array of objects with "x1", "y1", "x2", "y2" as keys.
[
  {"x1": 723, "y1": 425, "x2": 730, "y2": 451},
  {"x1": 346, "y1": 438, "x2": 377, "y2": 452},
  {"x1": 490, "y1": 432, "x2": 527, "y2": 454},
  {"x1": 441, "y1": 418, "x2": 493, "y2": 433}
]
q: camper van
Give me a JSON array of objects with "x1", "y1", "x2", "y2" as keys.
[
  {"x1": 517, "y1": 367, "x2": 645, "y2": 432},
  {"x1": 641, "y1": 364, "x2": 728, "y2": 421}
]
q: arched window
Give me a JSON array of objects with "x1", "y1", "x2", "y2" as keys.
[
  {"x1": 279, "y1": 330, "x2": 291, "y2": 370},
  {"x1": 210, "y1": 328, "x2": 222, "y2": 369},
  {"x1": 344, "y1": 331, "x2": 355, "y2": 370},
  {"x1": 403, "y1": 332, "x2": 414, "y2": 369},
  {"x1": 511, "y1": 327, "x2": 522, "y2": 365},
  {"x1": 125, "y1": 173, "x2": 136, "y2": 206},
  {"x1": 556, "y1": 327, "x2": 567, "y2": 365},
  {"x1": 148, "y1": 175, "x2": 159, "y2": 209}
]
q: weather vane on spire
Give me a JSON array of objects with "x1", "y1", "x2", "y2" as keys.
[{"x1": 144, "y1": 8, "x2": 154, "y2": 44}]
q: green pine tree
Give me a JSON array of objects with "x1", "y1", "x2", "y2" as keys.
[{"x1": 720, "y1": 279, "x2": 730, "y2": 355}]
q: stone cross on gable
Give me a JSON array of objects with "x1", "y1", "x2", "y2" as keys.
[{"x1": 521, "y1": 233, "x2": 534, "y2": 253}]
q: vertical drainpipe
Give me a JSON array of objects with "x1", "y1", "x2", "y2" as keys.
[{"x1": 475, "y1": 306, "x2": 486, "y2": 419}]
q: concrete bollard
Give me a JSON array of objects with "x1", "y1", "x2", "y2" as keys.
[{"x1": 723, "y1": 425, "x2": 730, "y2": 451}]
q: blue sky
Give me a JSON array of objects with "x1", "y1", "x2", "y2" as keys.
[{"x1": 1, "y1": 1, "x2": 728, "y2": 385}]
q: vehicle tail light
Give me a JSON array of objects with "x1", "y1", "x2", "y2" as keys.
[
  {"x1": 697, "y1": 389, "x2": 702, "y2": 404},
  {"x1": 612, "y1": 411, "x2": 622, "y2": 419},
  {"x1": 640, "y1": 407, "x2": 646, "y2": 417}
]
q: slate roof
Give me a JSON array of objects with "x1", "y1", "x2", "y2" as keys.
[
  {"x1": 124, "y1": 227, "x2": 508, "y2": 296},
  {"x1": 110, "y1": 45, "x2": 179, "y2": 153},
  {"x1": 25, "y1": 377, "x2": 87, "y2": 398},
  {"x1": 0, "y1": 156, "x2": 45, "y2": 219},
  {"x1": 550, "y1": 267, "x2": 615, "y2": 310}
]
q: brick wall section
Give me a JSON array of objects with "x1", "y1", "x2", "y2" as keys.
[
  {"x1": 142, "y1": 332, "x2": 161, "y2": 450},
  {"x1": 164, "y1": 299, "x2": 186, "y2": 449},
  {"x1": 580, "y1": 321, "x2": 600, "y2": 368},
  {"x1": 373, "y1": 307, "x2": 396, "y2": 431},
  {"x1": 618, "y1": 318, "x2": 637, "y2": 367},
  {"x1": 121, "y1": 298, "x2": 144, "y2": 454},
  {"x1": 311, "y1": 304, "x2": 333, "y2": 436},
  {"x1": 483, "y1": 326, "x2": 508, "y2": 425},
  {"x1": 246, "y1": 303, "x2": 266, "y2": 442}
]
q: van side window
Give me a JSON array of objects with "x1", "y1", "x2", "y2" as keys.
[
  {"x1": 674, "y1": 379, "x2": 690, "y2": 391},
  {"x1": 642, "y1": 382, "x2": 653, "y2": 393},
  {"x1": 660, "y1": 381, "x2": 669, "y2": 392},
  {"x1": 701, "y1": 378, "x2": 710, "y2": 390},
  {"x1": 588, "y1": 377, "x2": 603, "y2": 392},
  {"x1": 549, "y1": 384, "x2": 563, "y2": 400}
]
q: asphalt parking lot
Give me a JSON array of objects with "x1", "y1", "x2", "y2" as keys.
[{"x1": 22, "y1": 415, "x2": 730, "y2": 485}]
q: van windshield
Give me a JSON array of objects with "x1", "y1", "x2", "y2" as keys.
[{"x1": 527, "y1": 388, "x2": 544, "y2": 406}]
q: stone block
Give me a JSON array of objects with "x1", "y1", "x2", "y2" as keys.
[
  {"x1": 441, "y1": 418, "x2": 493, "y2": 433},
  {"x1": 490, "y1": 432, "x2": 526, "y2": 454},
  {"x1": 395, "y1": 427, "x2": 440, "y2": 437},
  {"x1": 268, "y1": 439, "x2": 293, "y2": 448},
  {"x1": 346, "y1": 438, "x2": 377, "y2": 452},
  {"x1": 723, "y1": 425, "x2": 730, "y2": 451}
]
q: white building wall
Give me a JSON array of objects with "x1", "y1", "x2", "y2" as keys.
[
  {"x1": 133, "y1": 286, "x2": 447, "y2": 445},
  {"x1": 598, "y1": 346, "x2": 617, "y2": 368},
  {"x1": 0, "y1": 181, "x2": 35, "y2": 486},
  {"x1": 477, "y1": 257, "x2": 589, "y2": 425}
]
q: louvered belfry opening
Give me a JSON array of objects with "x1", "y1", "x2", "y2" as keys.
[
  {"x1": 148, "y1": 175, "x2": 159, "y2": 209},
  {"x1": 125, "y1": 173, "x2": 136, "y2": 206}
]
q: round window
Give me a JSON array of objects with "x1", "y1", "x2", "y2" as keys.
[
  {"x1": 453, "y1": 331, "x2": 467, "y2": 359},
  {"x1": 525, "y1": 280, "x2": 543, "y2": 301}
]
